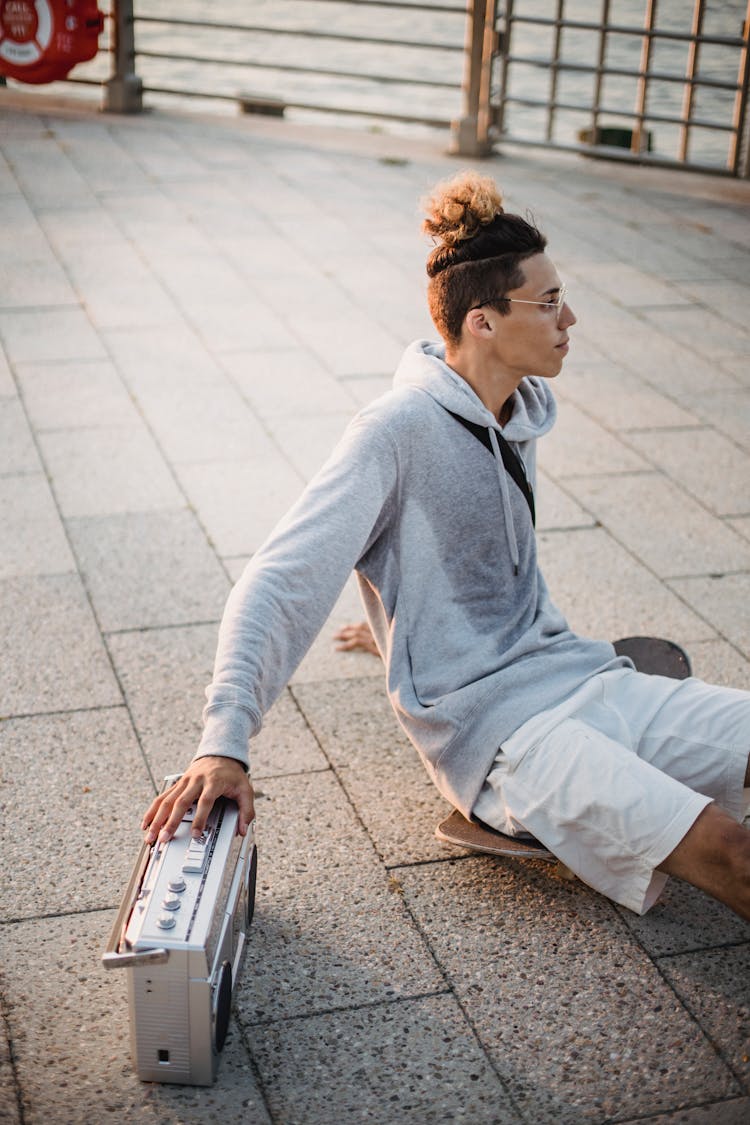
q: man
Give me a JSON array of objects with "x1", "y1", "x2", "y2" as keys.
[{"x1": 143, "y1": 172, "x2": 750, "y2": 920}]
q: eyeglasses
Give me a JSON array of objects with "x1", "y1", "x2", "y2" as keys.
[{"x1": 472, "y1": 282, "x2": 568, "y2": 324}]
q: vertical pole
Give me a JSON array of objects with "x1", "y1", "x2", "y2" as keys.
[
  {"x1": 678, "y1": 0, "x2": 704, "y2": 164},
  {"x1": 591, "y1": 0, "x2": 611, "y2": 145},
  {"x1": 632, "y1": 0, "x2": 656, "y2": 154},
  {"x1": 105, "y1": 0, "x2": 143, "y2": 113},
  {"x1": 451, "y1": 0, "x2": 499, "y2": 157},
  {"x1": 493, "y1": 0, "x2": 513, "y2": 141},
  {"x1": 546, "y1": 0, "x2": 564, "y2": 142},
  {"x1": 730, "y1": 0, "x2": 750, "y2": 175}
]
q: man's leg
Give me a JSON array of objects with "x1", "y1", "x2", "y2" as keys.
[{"x1": 659, "y1": 801, "x2": 750, "y2": 921}]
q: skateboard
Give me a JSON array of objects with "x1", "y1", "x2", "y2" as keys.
[{"x1": 435, "y1": 636, "x2": 692, "y2": 861}]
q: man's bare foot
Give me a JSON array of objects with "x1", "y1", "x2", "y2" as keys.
[{"x1": 334, "y1": 621, "x2": 380, "y2": 657}]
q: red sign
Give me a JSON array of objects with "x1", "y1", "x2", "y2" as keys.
[{"x1": 0, "y1": 0, "x2": 104, "y2": 84}]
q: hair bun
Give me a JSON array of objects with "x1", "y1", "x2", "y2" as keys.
[{"x1": 422, "y1": 170, "x2": 504, "y2": 248}]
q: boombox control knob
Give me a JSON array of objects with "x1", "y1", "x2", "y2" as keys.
[
  {"x1": 168, "y1": 877, "x2": 186, "y2": 894},
  {"x1": 156, "y1": 912, "x2": 177, "y2": 930},
  {"x1": 162, "y1": 893, "x2": 182, "y2": 911}
]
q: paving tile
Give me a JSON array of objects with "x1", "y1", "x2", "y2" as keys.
[
  {"x1": 0, "y1": 307, "x2": 106, "y2": 364},
  {"x1": 103, "y1": 322, "x2": 226, "y2": 391},
  {"x1": 729, "y1": 515, "x2": 750, "y2": 543},
  {"x1": 668, "y1": 574, "x2": 750, "y2": 659},
  {"x1": 398, "y1": 857, "x2": 740, "y2": 1124},
  {"x1": 270, "y1": 412, "x2": 353, "y2": 481},
  {"x1": 131, "y1": 379, "x2": 274, "y2": 465},
  {"x1": 176, "y1": 456, "x2": 304, "y2": 557},
  {"x1": 630, "y1": 1097, "x2": 750, "y2": 1124},
  {"x1": 235, "y1": 772, "x2": 443, "y2": 1023},
  {"x1": 692, "y1": 389, "x2": 750, "y2": 452},
  {"x1": 538, "y1": 400, "x2": 649, "y2": 478},
  {"x1": 0, "y1": 256, "x2": 76, "y2": 309},
  {"x1": 535, "y1": 469, "x2": 595, "y2": 531},
  {"x1": 717, "y1": 354, "x2": 750, "y2": 387},
  {"x1": 673, "y1": 279, "x2": 750, "y2": 333},
  {"x1": 616, "y1": 879, "x2": 750, "y2": 959},
  {"x1": 626, "y1": 428, "x2": 750, "y2": 517},
  {"x1": 16, "y1": 358, "x2": 140, "y2": 431},
  {"x1": 556, "y1": 362, "x2": 698, "y2": 431},
  {"x1": 1, "y1": 134, "x2": 94, "y2": 208},
  {"x1": 0, "y1": 911, "x2": 270, "y2": 1124},
  {"x1": 292, "y1": 677, "x2": 450, "y2": 865},
  {"x1": 0, "y1": 398, "x2": 40, "y2": 475},
  {"x1": 108, "y1": 623, "x2": 327, "y2": 782},
  {"x1": 66, "y1": 509, "x2": 230, "y2": 632},
  {"x1": 0, "y1": 1025, "x2": 20, "y2": 1124},
  {"x1": 246, "y1": 994, "x2": 519, "y2": 1125},
  {"x1": 221, "y1": 347, "x2": 360, "y2": 420},
  {"x1": 577, "y1": 261, "x2": 692, "y2": 308},
  {"x1": 603, "y1": 326, "x2": 741, "y2": 400},
  {"x1": 290, "y1": 311, "x2": 403, "y2": 377},
  {"x1": 0, "y1": 473, "x2": 74, "y2": 578},
  {"x1": 658, "y1": 945, "x2": 750, "y2": 1094},
  {"x1": 38, "y1": 426, "x2": 184, "y2": 517},
  {"x1": 537, "y1": 527, "x2": 715, "y2": 647},
  {"x1": 686, "y1": 640, "x2": 750, "y2": 691},
  {"x1": 0, "y1": 710, "x2": 152, "y2": 920},
  {"x1": 64, "y1": 250, "x2": 181, "y2": 331},
  {"x1": 641, "y1": 305, "x2": 750, "y2": 357},
  {"x1": 0, "y1": 573, "x2": 121, "y2": 716},
  {"x1": 567, "y1": 474, "x2": 750, "y2": 578}
]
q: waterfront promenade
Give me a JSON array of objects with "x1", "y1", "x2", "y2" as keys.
[{"x1": 0, "y1": 94, "x2": 749, "y2": 1124}]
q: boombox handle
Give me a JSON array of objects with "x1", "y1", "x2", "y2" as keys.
[{"x1": 102, "y1": 838, "x2": 169, "y2": 970}]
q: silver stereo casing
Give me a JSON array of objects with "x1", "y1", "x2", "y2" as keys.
[{"x1": 103, "y1": 776, "x2": 257, "y2": 1085}]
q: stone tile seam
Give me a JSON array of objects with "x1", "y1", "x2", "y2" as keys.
[
  {"x1": 237, "y1": 987, "x2": 454, "y2": 1031},
  {"x1": 654, "y1": 937, "x2": 750, "y2": 961},
  {"x1": 0, "y1": 902, "x2": 114, "y2": 927},
  {"x1": 612, "y1": 1093, "x2": 750, "y2": 1125},
  {"x1": 0, "y1": 702, "x2": 128, "y2": 725},
  {"x1": 633, "y1": 937, "x2": 748, "y2": 1097},
  {"x1": 615, "y1": 427, "x2": 750, "y2": 506},
  {"x1": 101, "y1": 617, "x2": 222, "y2": 639},
  {"x1": 0, "y1": 987, "x2": 25, "y2": 1125}
]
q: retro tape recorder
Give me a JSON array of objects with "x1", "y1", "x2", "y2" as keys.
[{"x1": 103, "y1": 775, "x2": 257, "y2": 1085}]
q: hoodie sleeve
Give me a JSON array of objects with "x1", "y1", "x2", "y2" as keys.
[{"x1": 194, "y1": 412, "x2": 399, "y2": 771}]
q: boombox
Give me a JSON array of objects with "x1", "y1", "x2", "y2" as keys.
[{"x1": 103, "y1": 776, "x2": 257, "y2": 1085}]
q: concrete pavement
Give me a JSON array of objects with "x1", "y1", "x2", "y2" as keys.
[{"x1": 1, "y1": 95, "x2": 749, "y2": 1123}]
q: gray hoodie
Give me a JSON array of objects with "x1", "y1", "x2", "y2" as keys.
[{"x1": 197, "y1": 340, "x2": 626, "y2": 816}]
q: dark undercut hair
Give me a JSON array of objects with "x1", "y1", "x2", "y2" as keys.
[{"x1": 422, "y1": 172, "x2": 547, "y2": 346}]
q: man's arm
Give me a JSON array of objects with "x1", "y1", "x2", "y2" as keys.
[{"x1": 141, "y1": 411, "x2": 398, "y2": 841}]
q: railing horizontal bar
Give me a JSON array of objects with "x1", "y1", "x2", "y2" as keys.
[
  {"x1": 498, "y1": 132, "x2": 733, "y2": 174},
  {"x1": 503, "y1": 16, "x2": 745, "y2": 49},
  {"x1": 140, "y1": 83, "x2": 450, "y2": 126},
  {"x1": 133, "y1": 16, "x2": 462, "y2": 52},
  {"x1": 134, "y1": 49, "x2": 460, "y2": 90},
  {"x1": 293, "y1": 0, "x2": 467, "y2": 13},
  {"x1": 503, "y1": 94, "x2": 737, "y2": 131},
  {"x1": 503, "y1": 55, "x2": 741, "y2": 93}
]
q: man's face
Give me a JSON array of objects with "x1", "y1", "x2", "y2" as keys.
[{"x1": 488, "y1": 252, "x2": 576, "y2": 380}]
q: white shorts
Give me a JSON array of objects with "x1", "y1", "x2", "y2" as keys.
[{"x1": 472, "y1": 668, "x2": 750, "y2": 915}]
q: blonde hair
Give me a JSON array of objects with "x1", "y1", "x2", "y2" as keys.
[{"x1": 420, "y1": 170, "x2": 546, "y2": 346}]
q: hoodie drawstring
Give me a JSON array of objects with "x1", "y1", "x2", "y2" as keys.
[{"x1": 488, "y1": 427, "x2": 520, "y2": 576}]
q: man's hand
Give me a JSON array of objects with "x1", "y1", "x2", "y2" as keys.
[
  {"x1": 334, "y1": 620, "x2": 380, "y2": 657},
  {"x1": 141, "y1": 756, "x2": 254, "y2": 845}
]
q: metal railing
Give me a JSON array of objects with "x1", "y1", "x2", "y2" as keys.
[
  {"x1": 3, "y1": 1, "x2": 748, "y2": 172},
  {"x1": 492, "y1": 0, "x2": 750, "y2": 176}
]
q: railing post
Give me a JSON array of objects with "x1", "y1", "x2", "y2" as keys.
[
  {"x1": 105, "y1": 0, "x2": 143, "y2": 113},
  {"x1": 451, "y1": 0, "x2": 498, "y2": 157}
]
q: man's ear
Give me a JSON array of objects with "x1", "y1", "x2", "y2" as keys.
[{"x1": 464, "y1": 307, "x2": 495, "y2": 340}]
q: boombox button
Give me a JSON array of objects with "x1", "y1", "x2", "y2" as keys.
[
  {"x1": 162, "y1": 893, "x2": 182, "y2": 911},
  {"x1": 156, "y1": 913, "x2": 177, "y2": 930},
  {"x1": 168, "y1": 877, "x2": 186, "y2": 894}
]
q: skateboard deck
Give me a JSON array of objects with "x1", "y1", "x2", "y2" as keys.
[
  {"x1": 436, "y1": 810, "x2": 555, "y2": 860},
  {"x1": 435, "y1": 636, "x2": 691, "y2": 862}
]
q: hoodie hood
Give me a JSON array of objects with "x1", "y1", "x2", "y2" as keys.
[
  {"x1": 394, "y1": 340, "x2": 557, "y2": 576},
  {"x1": 393, "y1": 339, "x2": 557, "y2": 441}
]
